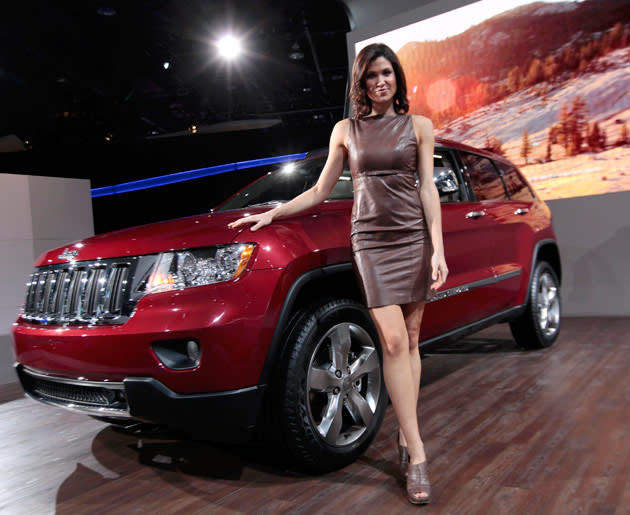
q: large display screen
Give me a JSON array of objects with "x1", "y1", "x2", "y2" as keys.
[{"x1": 354, "y1": 0, "x2": 630, "y2": 200}]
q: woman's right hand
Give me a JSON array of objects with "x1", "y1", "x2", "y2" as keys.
[{"x1": 227, "y1": 210, "x2": 274, "y2": 232}]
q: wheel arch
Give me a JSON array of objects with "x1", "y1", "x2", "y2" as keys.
[
  {"x1": 258, "y1": 262, "x2": 363, "y2": 387},
  {"x1": 525, "y1": 239, "x2": 562, "y2": 307},
  {"x1": 535, "y1": 240, "x2": 562, "y2": 284}
]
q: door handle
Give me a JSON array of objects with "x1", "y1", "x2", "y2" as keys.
[
  {"x1": 514, "y1": 208, "x2": 529, "y2": 215},
  {"x1": 465, "y1": 210, "x2": 486, "y2": 219}
]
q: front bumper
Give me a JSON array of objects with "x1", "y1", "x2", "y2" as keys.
[
  {"x1": 16, "y1": 364, "x2": 265, "y2": 442},
  {"x1": 12, "y1": 267, "x2": 285, "y2": 393}
]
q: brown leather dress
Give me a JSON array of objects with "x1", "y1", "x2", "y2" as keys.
[{"x1": 348, "y1": 114, "x2": 433, "y2": 308}]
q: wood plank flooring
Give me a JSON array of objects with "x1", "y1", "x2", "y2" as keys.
[{"x1": 1, "y1": 317, "x2": 628, "y2": 514}]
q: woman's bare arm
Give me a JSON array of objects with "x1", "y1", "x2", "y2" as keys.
[
  {"x1": 413, "y1": 115, "x2": 448, "y2": 289},
  {"x1": 228, "y1": 119, "x2": 348, "y2": 231}
]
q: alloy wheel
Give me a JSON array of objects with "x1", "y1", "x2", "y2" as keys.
[
  {"x1": 306, "y1": 322, "x2": 382, "y2": 447},
  {"x1": 536, "y1": 271, "x2": 560, "y2": 337}
]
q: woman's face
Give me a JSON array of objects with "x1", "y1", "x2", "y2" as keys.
[{"x1": 364, "y1": 56, "x2": 397, "y2": 106}]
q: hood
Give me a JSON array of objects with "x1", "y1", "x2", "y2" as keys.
[{"x1": 35, "y1": 210, "x2": 251, "y2": 266}]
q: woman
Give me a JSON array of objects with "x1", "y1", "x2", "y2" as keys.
[{"x1": 228, "y1": 43, "x2": 447, "y2": 504}]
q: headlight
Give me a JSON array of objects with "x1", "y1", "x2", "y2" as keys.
[{"x1": 146, "y1": 244, "x2": 255, "y2": 293}]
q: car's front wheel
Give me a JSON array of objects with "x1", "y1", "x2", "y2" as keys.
[
  {"x1": 510, "y1": 260, "x2": 561, "y2": 349},
  {"x1": 275, "y1": 298, "x2": 388, "y2": 473}
]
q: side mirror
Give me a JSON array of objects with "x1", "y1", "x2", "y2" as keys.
[{"x1": 434, "y1": 168, "x2": 459, "y2": 195}]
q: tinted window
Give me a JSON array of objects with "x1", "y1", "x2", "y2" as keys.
[
  {"x1": 493, "y1": 161, "x2": 535, "y2": 201},
  {"x1": 459, "y1": 152, "x2": 508, "y2": 201}
]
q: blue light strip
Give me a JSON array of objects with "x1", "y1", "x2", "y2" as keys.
[{"x1": 91, "y1": 152, "x2": 308, "y2": 198}]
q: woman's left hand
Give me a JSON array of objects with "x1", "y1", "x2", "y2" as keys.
[{"x1": 430, "y1": 252, "x2": 448, "y2": 290}]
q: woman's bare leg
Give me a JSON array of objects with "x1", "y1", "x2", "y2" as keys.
[
  {"x1": 398, "y1": 301, "x2": 425, "y2": 449},
  {"x1": 369, "y1": 304, "x2": 426, "y2": 465}
]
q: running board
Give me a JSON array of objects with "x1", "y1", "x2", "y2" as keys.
[{"x1": 419, "y1": 304, "x2": 525, "y2": 350}]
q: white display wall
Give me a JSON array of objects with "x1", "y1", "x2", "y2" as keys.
[
  {"x1": 0, "y1": 174, "x2": 94, "y2": 384},
  {"x1": 548, "y1": 192, "x2": 630, "y2": 317}
]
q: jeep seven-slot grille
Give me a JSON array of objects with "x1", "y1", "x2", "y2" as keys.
[{"x1": 21, "y1": 258, "x2": 146, "y2": 325}]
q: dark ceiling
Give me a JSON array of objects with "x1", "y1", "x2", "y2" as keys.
[{"x1": 0, "y1": 0, "x2": 351, "y2": 183}]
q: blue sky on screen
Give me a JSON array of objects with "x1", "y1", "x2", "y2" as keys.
[{"x1": 356, "y1": 0, "x2": 580, "y2": 52}]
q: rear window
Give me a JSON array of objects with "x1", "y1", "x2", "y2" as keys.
[
  {"x1": 493, "y1": 161, "x2": 535, "y2": 201},
  {"x1": 458, "y1": 152, "x2": 508, "y2": 201}
]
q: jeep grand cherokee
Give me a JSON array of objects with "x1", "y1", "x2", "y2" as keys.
[{"x1": 12, "y1": 138, "x2": 561, "y2": 472}]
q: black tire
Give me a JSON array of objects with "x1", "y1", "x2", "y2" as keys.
[
  {"x1": 274, "y1": 298, "x2": 388, "y2": 473},
  {"x1": 510, "y1": 261, "x2": 561, "y2": 350}
]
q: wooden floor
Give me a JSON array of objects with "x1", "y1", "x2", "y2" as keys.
[{"x1": 1, "y1": 317, "x2": 628, "y2": 514}]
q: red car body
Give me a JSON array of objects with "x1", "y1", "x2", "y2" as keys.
[{"x1": 12, "y1": 138, "x2": 562, "y2": 446}]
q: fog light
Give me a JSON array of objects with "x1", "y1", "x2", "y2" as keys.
[
  {"x1": 186, "y1": 340, "x2": 201, "y2": 362},
  {"x1": 152, "y1": 339, "x2": 201, "y2": 370}
]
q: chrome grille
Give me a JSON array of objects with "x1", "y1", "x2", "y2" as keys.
[{"x1": 21, "y1": 256, "x2": 155, "y2": 325}]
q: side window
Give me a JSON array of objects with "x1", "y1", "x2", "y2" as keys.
[
  {"x1": 459, "y1": 152, "x2": 508, "y2": 201},
  {"x1": 493, "y1": 161, "x2": 535, "y2": 201},
  {"x1": 430, "y1": 149, "x2": 461, "y2": 203}
]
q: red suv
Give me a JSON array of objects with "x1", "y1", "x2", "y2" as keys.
[{"x1": 12, "y1": 138, "x2": 561, "y2": 472}]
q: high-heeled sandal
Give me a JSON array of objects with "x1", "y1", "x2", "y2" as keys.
[
  {"x1": 396, "y1": 430, "x2": 409, "y2": 478},
  {"x1": 406, "y1": 461, "x2": 431, "y2": 505}
]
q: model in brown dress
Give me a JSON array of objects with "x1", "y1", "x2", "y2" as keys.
[
  {"x1": 348, "y1": 113, "x2": 433, "y2": 308},
  {"x1": 229, "y1": 43, "x2": 448, "y2": 505}
]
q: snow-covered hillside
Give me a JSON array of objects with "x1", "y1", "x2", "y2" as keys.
[
  {"x1": 525, "y1": 145, "x2": 630, "y2": 200},
  {"x1": 437, "y1": 48, "x2": 630, "y2": 149},
  {"x1": 435, "y1": 47, "x2": 630, "y2": 199}
]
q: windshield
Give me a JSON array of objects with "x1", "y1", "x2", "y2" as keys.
[{"x1": 216, "y1": 155, "x2": 353, "y2": 211}]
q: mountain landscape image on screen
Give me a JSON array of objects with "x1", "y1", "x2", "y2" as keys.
[{"x1": 396, "y1": 0, "x2": 630, "y2": 199}]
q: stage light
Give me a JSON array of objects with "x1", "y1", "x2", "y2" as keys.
[
  {"x1": 217, "y1": 35, "x2": 242, "y2": 59},
  {"x1": 282, "y1": 162, "x2": 296, "y2": 174},
  {"x1": 163, "y1": 61, "x2": 170, "y2": 70}
]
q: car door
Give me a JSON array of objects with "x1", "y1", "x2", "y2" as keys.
[
  {"x1": 456, "y1": 150, "x2": 529, "y2": 315},
  {"x1": 487, "y1": 158, "x2": 539, "y2": 310},
  {"x1": 420, "y1": 148, "x2": 502, "y2": 341}
]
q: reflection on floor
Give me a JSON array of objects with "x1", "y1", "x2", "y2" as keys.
[{"x1": 1, "y1": 318, "x2": 628, "y2": 514}]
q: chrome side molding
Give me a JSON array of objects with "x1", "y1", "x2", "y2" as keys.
[{"x1": 428, "y1": 269, "x2": 521, "y2": 303}]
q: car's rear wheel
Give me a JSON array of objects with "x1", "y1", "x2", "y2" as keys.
[
  {"x1": 510, "y1": 261, "x2": 561, "y2": 349},
  {"x1": 275, "y1": 298, "x2": 388, "y2": 473}
]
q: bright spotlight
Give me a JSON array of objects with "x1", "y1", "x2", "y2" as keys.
[
  {"x1": 282, "y1": 162, "x2": 296, "y2": 174},
  {"x1": 217, "y1": 35, "x2": 242, "y2": 59}
]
